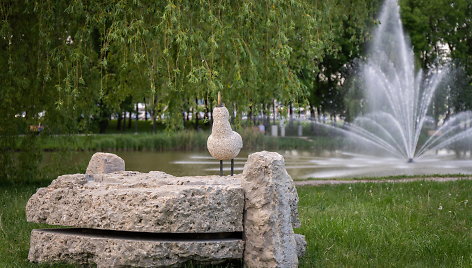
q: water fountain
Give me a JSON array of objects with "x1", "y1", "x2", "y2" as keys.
[{"x1": 339, "y1": 0, "x2": 472, "y2": 162}]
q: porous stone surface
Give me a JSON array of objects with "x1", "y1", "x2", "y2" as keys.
[
  {"x1": 29, "y1": 229, "x2": 244, "y2": 267},
  {"x1": 294, "y1": 234, "x2": 307, "y2": 258},
  {"x1": 207, "y1": 106, "x2": 243, "y2": 160},
  {"x1": 27, "y1": 150, "x2": 307, "y2": 267},
  {"x1": 26, "y1": 171, "x2": 244, "y2": 233},
  {"x1": 86, "y1": 152, "x2": 125, "y2": 174},
  {"x1": 241, "y1": 151, "x2": 306, "y2": 268}
]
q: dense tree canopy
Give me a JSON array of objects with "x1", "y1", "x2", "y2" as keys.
[
  {"x1": 400, "y1": 0, "x2": 472, "y2": 118},
  {"x1": 1, "y1": 0, "x2": 470, "y2": 181},
  {"x1": 0, "y1": 0, "x2": 384, "y2": 133}
]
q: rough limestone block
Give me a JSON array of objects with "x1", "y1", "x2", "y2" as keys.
[
  {"x1": 29, "y1": 229, "x2": 244, "y2": 267},
  {"x1": 241, "y1": 151, "x2": 306, "y2": 268},
  {"x1": 26, "y1": 172, "x2": 244, "y2": 233},
  {"x1": 27, "y1": 150, "x2": 306, "y2": 268},
  {"x1": 294, "y1": 234, "x2": 307, "y2": 258},
  {"x1": 86, "y1": 152, "x2": 125, "y2": 174}
]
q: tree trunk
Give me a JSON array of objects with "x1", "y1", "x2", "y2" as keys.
[
  {"x1": 135, "y1": 102, "x2": 139, "y2": 133},
  {"x1": 122, "y1": 112, "x2": 126, "y2": 131},
  {"x1": 272, "y1": 99, "x2": 276, "y2": 124},
  {"x1": 152, "y1": 95, "x2": 158, "y2": 133},
  {"x1": 195, "y1": 98, "x2": 199, "y2": 130},
  {"x1": 98, "y1": 100, "x2": 109, "y2": 134},
  {"x1": 128, "y1": 110, "x2": 132, "y2": 129},
  {"x1": 248, "y1": 104, "x2": 253, "y2": 126},
  {"x1": 264, "y1": 103, "x2": 270, "y2": 129},
  {"x1": 209, "y1": 101, "x2": 213, "y2": 124},
  {"x1": 204, "y1": 98, "x2": 209, "y2": 120},
  {"x1": 117, "y1": 112, "x2": 122, "y2": 131},
  {"x1": 144, "y1": 97, "x2": 148, "y2": 121},
  {"x1": 289, "y1": 103, "x2": 293, "y2": 120},
  {"x1": 317, "y1": 106, "x2": 322, "y2": 122},
  {"x1": 260, "y1": 104, "x2": 264, "y2": 126},
  {"x1": 152, "y1": 112, "x2": 156, "y2": 134},
  {"x1": 99, "y1": 118, "x2": 108, "y2": 134},
  {"x1": 310, "y1": 105, "x2": 315, "y2": 120}
]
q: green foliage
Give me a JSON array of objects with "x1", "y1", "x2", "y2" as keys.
[
  {"x1": 304, "y1": 0, "x2": 382, "y2": 117},
  {"x1": 400, "y1": 0, "x2": 471, "y2": 70},
  {"x1": 1, "y1": 0, "x2": 469, "y2": 182},
  {"x1": 0, "y1": 0, "x2": 383, "y2": 132},
  {"x1": 1, "y1": 0, "x2": 380, "y2": 181},
  {"x1": 400, "y1": 0, "x2": 472, "y2": 115}
]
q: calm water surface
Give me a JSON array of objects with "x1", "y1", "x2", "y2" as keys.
[{"x1": 45, "y1": 150, "x2": 472, "y2": 179}]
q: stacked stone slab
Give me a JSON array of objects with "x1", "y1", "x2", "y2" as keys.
[
  {"x1": 29, "y1": 229, "x2": 243, "y2": 267},
  {"x1": 26, "y1": 173, "x2": 244, "y2": 233},
  {"x1": 26, "y1": 152, "x2": 306, "y2": 267}
]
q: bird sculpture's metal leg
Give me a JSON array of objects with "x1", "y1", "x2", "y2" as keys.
[
  {"x1": 220, "y1": 160, "x2": 223, "y2": 176},
  {"x1": 231, "y1": 159, "x2": 234, "y2": 176}
]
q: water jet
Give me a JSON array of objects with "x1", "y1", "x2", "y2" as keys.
[{"x1": 335, "y1": 0, "x2": 472, "y2": 161}]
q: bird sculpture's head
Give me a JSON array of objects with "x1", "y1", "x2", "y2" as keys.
[{"x1": 213, "y1": 107, "x2": 229, "y2": 121}]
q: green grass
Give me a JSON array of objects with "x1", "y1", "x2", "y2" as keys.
[
  {"x1": 297, "y1": 181, "x2": 472, "y2": 267},
  {"x1": 2, "y1": 179, "x2": 470, "y2": 267},
  {"x1": 0, "y1": 181, "x2": 74, "y2": 267}
]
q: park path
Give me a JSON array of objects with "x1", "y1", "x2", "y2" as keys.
[{"x1": 294, "y1": 177, "x2": 472, "y2": 186}]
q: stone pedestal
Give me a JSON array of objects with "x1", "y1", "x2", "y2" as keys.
[
  {"x1": 297, "y1": 124, "x2": 303, "y2": 136},
  {"x1": 26, "y1": 151, "x2": 306, "y2": 267},
  {"x1": 271, "y1": 125, "x2": 278, "y2": 137}
]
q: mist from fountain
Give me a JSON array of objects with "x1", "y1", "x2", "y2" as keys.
[{"x1": 341, "y1": 0, "x2": 472, "y2": 161}]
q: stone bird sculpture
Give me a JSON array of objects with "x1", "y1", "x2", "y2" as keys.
[{"x1": 207, "y1": 92, "x2": 243, "y2": 175}]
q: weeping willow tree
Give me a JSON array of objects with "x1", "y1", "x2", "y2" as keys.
[
  {"x1": 0, "y1": 0, "x2": 381, "y2": 181},
  {"x1": 101, "y1": 1, "x2": 321, "y2": 128}
]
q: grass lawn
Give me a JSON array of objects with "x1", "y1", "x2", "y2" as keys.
[
  {"x1": 297, "y1": 180, "x2": 472, "y2": 267},
  {"x1": 0, "y1": 181, "x2": 73, "y2": 268},
  {"x1": 0, "y1": 180, "x2": 470, "y2": 267}
]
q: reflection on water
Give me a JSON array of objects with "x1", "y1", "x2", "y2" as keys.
[
  {"x1": 120, "y1": 150, "x2": 341, "y2": 178},
  {"x1": 44, "y1": 150, "x2": 472, "y2": 180}
]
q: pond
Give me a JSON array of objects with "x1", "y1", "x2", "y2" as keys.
[{"x1": 45, "y1": 149, "x2": 472, "y2": 180}]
